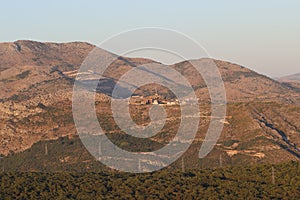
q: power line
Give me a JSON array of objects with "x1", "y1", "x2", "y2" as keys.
[
  {"x1": 182, "y1": 157, "x2": 185, "y2": 173},
  {"x1": 0, "y1": 157, "x2": 4, "y2": 172},
  {"x1": 272, "y1": 166, "x2": 275, "y2": 185},
  {"x1": 138, "y1": 159, "x2": 141, "y2": 172},
  {"x1": 99, "y1": 141, "x2": 102, "y2": 156},
  {"x1": 45, "y1": 143, "x2": 48, "y2": 156}
]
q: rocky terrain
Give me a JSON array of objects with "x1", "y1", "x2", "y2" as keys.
[{"x1": 0, "y1": 40, "x2": 299, "y2": 170}]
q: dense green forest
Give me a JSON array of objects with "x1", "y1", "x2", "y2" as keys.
[{"x1": 1, "y1": 161, "x2": 300, "y2": 199}]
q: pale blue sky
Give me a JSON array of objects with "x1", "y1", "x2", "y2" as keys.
[{"x1": 1, "y1": 0, "x2": 299, "y2": 77}]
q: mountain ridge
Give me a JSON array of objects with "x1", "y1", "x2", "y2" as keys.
[
  {"x1": 0, "y1": 40, "x2": 299, "y2": 170},
  {"x1": 277, "y1": 73, "x2": 300, "y2": 92},
  {"x1": 0, "y1": 40, "x2": 298, "y2": 102}
]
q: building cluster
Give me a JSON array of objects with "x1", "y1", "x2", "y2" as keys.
[
  {"x1": 129, "y1": 92, "x2": 179, "y2": 106},
  {"x1": 128, "y1": 89, "x2": 201, "y2": 106}
]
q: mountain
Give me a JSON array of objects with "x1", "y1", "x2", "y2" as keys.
[
  {"x1": 1, "y1": 40, "x2": 298, "y2": 102},
  {"x1": 278, "y1": 73, "x2": 300, "y2": 82},
  {"x1": 0, "y1": 40, "x2": 300, "y2": 171},
  {"x1": 171, "y1": 60, "x2": 299, "y2": 103},
  {"x1": 277, "y1": 73, "x2": 300, "y2": 92}
]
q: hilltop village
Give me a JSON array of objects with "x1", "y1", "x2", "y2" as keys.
[{"x1": 129, "y1": 91, "x2": 197, "y2": 106}]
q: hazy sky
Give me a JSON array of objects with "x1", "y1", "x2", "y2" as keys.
[{"x1": 1, "y1": 0, "x2": 299, "y2": 77}]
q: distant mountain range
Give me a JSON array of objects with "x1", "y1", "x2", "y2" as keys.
[
  {"x1": 277, "y1": 73, "x2": 300, "y2": 92},
  {"x1": 278, "y1": 73, "x2": 300, "y2": 82},
  {"x1": 0, "y1": 40, "x2": 299, "y2": 171}
]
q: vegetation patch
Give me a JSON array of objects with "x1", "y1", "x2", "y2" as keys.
[
  {"x1": 16, "y1": 70, "x2": 31, "y2": 79},
  {"x1": 1, "y1": 161, "x2": 300, "y2": 199},
  {"x1": 223, "y1": 140, "x2": 239, "y2": 147}
]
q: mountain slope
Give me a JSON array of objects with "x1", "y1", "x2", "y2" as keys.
[
  {"x1": 277, "y1": 73, "x2": 300, "y2": 92},
  {"x1": 172, "y1": 59, "x2": 299, "y2": 103},
  {"x1": 1, "y1": 40, "x2": 298, "y2": 102},
  {"x1": 0, "y1": 41, "x2": 299, "y2": 169},
  {"x1": 278, "y1": 73, "x2": 300, "y2": 82}
]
